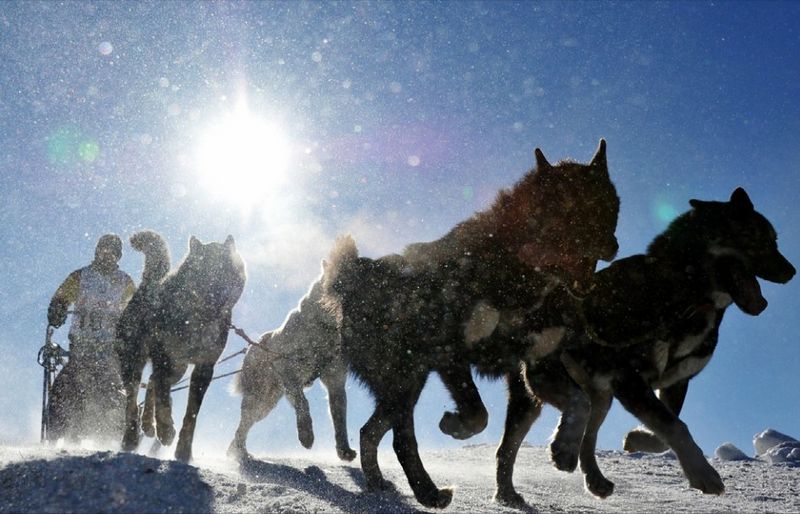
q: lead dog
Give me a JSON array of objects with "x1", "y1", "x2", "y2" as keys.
[{"x1": 517, "y1": 188, "x2": 795, "y2": 498}]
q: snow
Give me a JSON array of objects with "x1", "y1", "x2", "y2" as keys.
[{"x1": 1, "y1": 433, "x2": 798, "y2": 513}]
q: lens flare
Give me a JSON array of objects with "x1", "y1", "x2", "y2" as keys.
[
  {"x1": 47, "y1": 127, "x2": 100, "y2": 167},
  {"x1": 653, "y1": 198, "x2": 679, "y2": 226}
]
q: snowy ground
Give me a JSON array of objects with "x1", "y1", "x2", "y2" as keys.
[{"x1": 1, "y1": 433, "x2": 798, "y2": 513}]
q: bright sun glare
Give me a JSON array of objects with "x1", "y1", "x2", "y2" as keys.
[{"x1": 195, "y1": 104, "x2": 291, "y2": 209}]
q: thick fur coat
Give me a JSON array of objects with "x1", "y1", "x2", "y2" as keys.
[
  {"x1": 228, "y1": 261, "x2": 355, "y2": 462},
  {"x1": 118, "y1": 231, "x2": 246, "y2": 462},
  {"x1": 520, "y1": 188, "x2": 795, "y2": 499},
  {"x1": 324, "y1": 141, "x2": 620, "y2": 508}
]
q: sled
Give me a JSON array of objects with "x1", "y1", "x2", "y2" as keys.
[{"x1": 37, "y1": 325, "x2": 69, "y2": 442}]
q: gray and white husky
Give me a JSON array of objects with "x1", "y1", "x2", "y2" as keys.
[{"x1": 227, "y1": 259, "x2": 355, "y2": 462}]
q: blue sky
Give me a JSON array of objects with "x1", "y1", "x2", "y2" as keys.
[{"x1": 1, "y1": 1, "x2": 798, "y2": 461}]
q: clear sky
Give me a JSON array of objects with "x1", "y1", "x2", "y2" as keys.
[{"x1": 1, "y1": 1, "x2": 798, "y2": 460}]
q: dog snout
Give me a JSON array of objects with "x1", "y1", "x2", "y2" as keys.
[{"x1": 759, "y1": 254, "x2": 796, "y2": 284}]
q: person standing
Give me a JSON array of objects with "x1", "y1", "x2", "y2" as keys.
[{"x1": 46, "y1": 234, "x2": 135, "y2": 444}]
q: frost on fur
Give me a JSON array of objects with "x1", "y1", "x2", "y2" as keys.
[
  {"x1": 321, "y1": 235, "x2": 359, "y2": 310},
  {"x1": 129, "y1": 230, "x2": 171, "y2": 287}
]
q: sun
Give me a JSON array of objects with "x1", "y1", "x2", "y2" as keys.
[{"x1": 195, "y1": 104, "x2": 291, "y2": 209}]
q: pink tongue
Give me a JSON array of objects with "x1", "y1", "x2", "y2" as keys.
[{"x1": 731, "y1": 267, "x2": 767, "y2": 315}]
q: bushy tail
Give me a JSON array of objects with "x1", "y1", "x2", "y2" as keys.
[
  {"x1": 130, "y1": 230, "x2": 171, "y2": 287},
  {"x1": 228, "y1": 332, "x2": 273, "y2": 396},
  {"x1": 321, "y1": 235, "x2": 359, "y2": 310}
]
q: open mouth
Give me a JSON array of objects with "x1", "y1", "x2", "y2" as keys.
[{"x1": 723, "y1": 260, "x2": 768, "y2": 316}]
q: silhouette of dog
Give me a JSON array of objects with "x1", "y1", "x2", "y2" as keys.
[
  {"x1": 228, "y1": 257, "x2": 355, "y2": 463},
  {"x1": 518, "y1": 188, "x2": 795, "y2": 499},
  {"x1": 323, "y1": 141, "x2": 620, "y2": 509},
  {"x1": 118, "y1": 231, "x2": 246, "y2": 462}
]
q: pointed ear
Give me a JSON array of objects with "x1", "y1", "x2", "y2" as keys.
[
  {"x1": 321, "y1": 259, "x2": 329, "y2": 272},
  {"x1": 730, "y1": 187, "x2": 754, "y2": 211},
  {"x1": 534, "y1": 148, "x2": 551, "y2": 170},
  {"x1": 189, "y1": 236, "x2": 201, "y2": 253},
  {"x1": 589, "y1": 138, "x2": 607, "y2": 169},
  {"x1": 689, "y1": 199, "x2": 704, "y2": 209},
  {"x1": 225, "y1": 235, "x2": 236, "y2": 249}
]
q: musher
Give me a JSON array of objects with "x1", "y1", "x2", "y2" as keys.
[{"x1": 46, "y1": 233, "x2": 135, "y2": 443}]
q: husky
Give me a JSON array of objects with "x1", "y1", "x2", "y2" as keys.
[
  {"x1": 515, "y1": 188, "x2": 795, "y2": 499},
  {"x1": 227, "y1": 258, "x2": 356, "y2": 463},
  {"x1": 117, "y1": 231, "x2": 246, "y2": 462},
  {"x1": 323, "y1": 141, "x2": 620, "y2": 509}
]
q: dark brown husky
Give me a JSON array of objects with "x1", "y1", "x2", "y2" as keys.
[{"x1": 323, "y1": 141, "x2": 620, "y2": 508}]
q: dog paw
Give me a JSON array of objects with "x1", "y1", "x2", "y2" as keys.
[
  {"x1": 550, "y1": 441, "x2": 579, "y2": 472},
  {"x1": 227, "y1": 442, "x2": 250, "y2": 462},
  {"x1": 337, "y1": 446, "x2": 357, "y2": 462},
  {"x1": 687, "y1": 465, "x2": 725, "y2": 495},
  {"x1": 175, "y1": 440, "x2": 192, "y2": 463},
  {"x1": 142, "y1": 421, "x2": 156, "y2": 439},
  {"x1": 585, "y1": 473, "x2": 615, "y2": 498},
  {"x1": 439, "y1": 411, "x2": 486, "y2": 440},
  {"x1": 298, "y1": 426, "x2": 314, "y2": 449},
  {"x1": 493, "y1": 487, "x2": 527, "y2": 508},
  {"x1": 623, "y1": 429, "x2": 668, "y2": 453},
  {"x1": 418, "y1": 486, "x2": 454, "y2": 510},
  {"x1": 365, "y1": 475, "x2": 394, "y2": 492},
  {"x1": 156, "y1": 423, "x2": 175, "y2": 447},
  {"x1": 121, "y1": 429, "x2": 140, "y2": 452}
]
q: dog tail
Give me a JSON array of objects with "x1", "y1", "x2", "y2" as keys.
[
  {"x1": 321, "y1": 235, "x2": 359, "y2": 310},
  {"x1": 229, "y1": 332, "x2": 274, "y2": 396},
  {"x1": 130, "y1": 230, "x2": 171, "y2": 287}
]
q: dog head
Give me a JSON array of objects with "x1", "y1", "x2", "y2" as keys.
[
  {"x1": 658, "y1": 187, "x2": 795, "y2": 315},
  {"x1": 183, "y1": 235, "x2": 247, "y2": 309},
  {"x1": 513, "y1": 139, "x2": 620, "y2": 293}
]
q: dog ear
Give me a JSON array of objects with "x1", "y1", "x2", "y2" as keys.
[
  {"x1": 224, "y1": 235, "x2": 236, "y2": 249},
  {"x1": 534, "y1": 148, "x2": 551, "y2": 170},
  {"x1": 589, "y1": 138, "x2": 607, "y2": 170},
  {"x1": 730, "y1": 187, "x2": 754, "y2": 212},
  {"x1": 322, "y1": 258, "x2": 329, "y2": 271},
  {"x1": 190, "y1": 236, "x2": 201, "y2": 253}
]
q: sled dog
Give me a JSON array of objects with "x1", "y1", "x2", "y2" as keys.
[
  {"x1": 227, "y1": 258, "x2": 355, "y2": 462},
  {"x1": 519, "y1": 188, "x2": 795, "y2": 498},
  {"x1": 118, "y1": 231, "x2": 246, "y2": 462},
  {"x1": 324, "y1": 141, "x2": 620, "y2": 508}
]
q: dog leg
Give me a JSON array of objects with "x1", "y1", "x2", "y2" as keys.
[
  {"x1": 623, "y1": 381, "x2": 687, "y2": 453},
  {"x1": 528, "y1": 355, "x2": 588, "y2": 473},
  {"x1": 613, "y1": 369, "x2": 724, "y2": 495},
  {"x1": 579, "y1": 388, "x2": 614, "y2": 498},
  {"x1": 141, "y1": 378, "x2": 156, "y2": 438},
  {"x1": 120, "y1": 350, "x2": 146, "y2": 451},
  {"x1": 321, "y1": 361, "x2": 356, "y2": 461},
  {"x1": 393, "y1": 403, "x2": 454, "y2": 509},
  {"x1": 175, "y1": 362, "x2": 214, "y2": 462},
  {"x1": 360, "y1": 403, "x2": 393, "y2": 492},
  {"x1": 285, "y1": 386, "x2": 314, "y2": 450},
  {"x1": 228, "y1": 379, "x2": 282, "y2": 461},
  {"x1": 437, "y1": 364, "x2": 488, "y2": 440},
  {"x1": 150, "y1": 347, "x2": 178, "y2": 448},
  {"x1": 494, "y1": 370, "x2": 543, "y2": 507}
]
